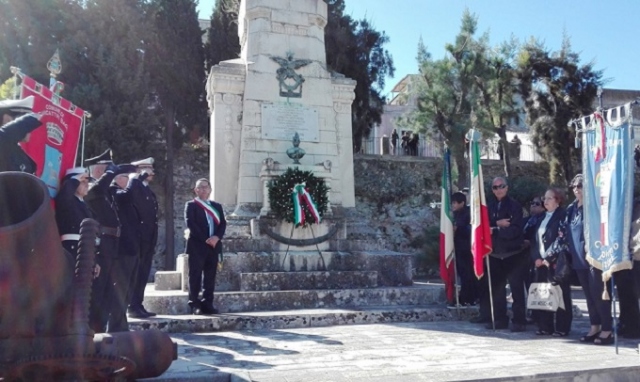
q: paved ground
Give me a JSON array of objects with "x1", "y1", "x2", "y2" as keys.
[{"x1": 144, "y1": 296, "x2": 640, "y2": 382}]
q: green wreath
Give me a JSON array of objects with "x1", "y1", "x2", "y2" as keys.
[{"x1": 267, "y1": 167, "x2": 329, "y2": 227}]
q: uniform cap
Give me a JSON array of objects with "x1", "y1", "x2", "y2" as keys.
[
  {"x1": 131, "y1": 157, "x2": 154, "y2": 167},
  {"x1": 84, "y1": 149, "x2": 113, "y2": 166},
  {"x1": 0, "y1": 96, "x2": 35, "y2": 115},
  {"x1": 65, "y1": 167, "x2": 88, "y2": 177}
]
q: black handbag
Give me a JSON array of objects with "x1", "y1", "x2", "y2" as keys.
[{"x1": 551, "y1": 250, "x2": 572, "y2": 285}]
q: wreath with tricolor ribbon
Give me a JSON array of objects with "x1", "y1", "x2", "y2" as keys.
[{"x1": 267, "y1": 168, "x2": 329, "y2": 227}]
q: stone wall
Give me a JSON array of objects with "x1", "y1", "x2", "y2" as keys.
[{"x1": 150, "y1": 148, "x2": 549, "y2": 276}]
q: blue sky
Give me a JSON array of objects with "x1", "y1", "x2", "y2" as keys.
[{"x1": 197, "y1": 0, "x2": 640, "y2": 98}]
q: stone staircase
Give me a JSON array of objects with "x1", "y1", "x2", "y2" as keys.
[{"x1": 136, "y1": 251, "x2": 477, "y2": 333}]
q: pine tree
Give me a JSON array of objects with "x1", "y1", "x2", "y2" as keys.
[
  {"x1": 204, "y1": 0, "x2": 240, "y2": 70},
  {"x1": 145, "y1": 0, "x2": 209, "y2": 267},
  {"x1": 325, "y1": 0, "x2": 395, "y2": 152},
  {"x1": 516, "y1": 36, "x2": 602, "y2": 185}
]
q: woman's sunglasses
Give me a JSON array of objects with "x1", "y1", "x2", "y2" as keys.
[
  {"x1": 572, "y1": 184, "x2": 583, "y2": 189},
  {"x1": 530, "y1": 201, "x2": 542, "y2": 207}
]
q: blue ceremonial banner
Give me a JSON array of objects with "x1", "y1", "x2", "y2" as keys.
[{"x1": 582, "y1": 104, "x2": 635, "y2": 281}]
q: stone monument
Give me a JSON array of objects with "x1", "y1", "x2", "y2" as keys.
[{"x1": 206, "y1": 0, "x2": 356, "y2": 218}]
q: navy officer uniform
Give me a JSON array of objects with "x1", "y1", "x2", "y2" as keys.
[
  {"x1": 54, "y1": 167, "x2": 93, "y2": 268},
  {"x1": 109, "y1": 170, "x2": 141, "y2": 332},
  {"x1": 84, "y1": 149, "x2": 136, "y2": 333},
  {"x1": 128, "y1": 157, "x2": 159, "y2": 318},
  {"x1": 0, "y1": 96, "x2": 42, "y2": 174},
  {"x1": 185, "y1": 178, "x2": 226, "y2": 315}
]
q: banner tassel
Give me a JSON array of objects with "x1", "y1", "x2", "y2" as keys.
[{"x1": 602, "y1": 279, "x2": 610, "y2": 300}]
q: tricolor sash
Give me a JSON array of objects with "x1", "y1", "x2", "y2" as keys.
[{"x1": 194, "y1": 198, "x2": 221, "y2": 226}]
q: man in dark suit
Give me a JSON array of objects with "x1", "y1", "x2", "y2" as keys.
[
  {"x1": 128, "y1": 157, "x2": 159, "y2": 318},
  {"x1": 0, "y1": 96, "x2": 42, "y2": 174},
  {"x1": 185, "y1": 178, "x2": 226, "y2": 315}
]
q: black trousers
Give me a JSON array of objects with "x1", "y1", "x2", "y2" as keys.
[
  {"x1": 188, "y1": 250, "x2": 219, "y2": 304},
  {"x1": 533, "y1": 266, "x2": 573, "y2": 333},
  {"x1": 108, "y1": 255, "x2": 139, "y2": 332},
  {"x1": 130, "y1": 239, "x2": 155, "y2": 309},
  {"x1": 455, "y1": 248, "x2": 477, "y2": 304},
  {"x1": 89, "y1": 236, "x2": 118, "y2": 333},
  {"x1": 576, "y1": 268, "x2": 612, "y2": 331},
  {"x1": 610, "y1": 268, "x2": 640, "y2": 333},
  {"x1": 479, "y1": 252, "x2": 529, "y2": 325}
]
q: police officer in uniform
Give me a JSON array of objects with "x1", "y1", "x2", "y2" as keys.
[
  {"x1": 127, "y1": 157, "x2": 159, "y2": 318},
  {"x1": 84, "y1": 149, "x2": 136, "y2": 333},
  {"x1": 0, "y1": 96, "x2": 42, "y2": 173}
]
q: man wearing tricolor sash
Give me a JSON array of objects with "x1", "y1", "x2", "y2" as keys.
[{"x1": 184, "y1": 178, "x2": 227, "y2": 315}]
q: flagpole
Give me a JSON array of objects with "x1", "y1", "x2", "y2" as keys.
[
  {"x1": 485, "y1": 255, "x2": 496, "y2": 330},
  {"x1": 447, "y1": 148, "x2": 461, "y2": 315}
]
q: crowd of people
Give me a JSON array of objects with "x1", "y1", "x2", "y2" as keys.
[
  {"x1": 0, "y1": 96, "x2": 227, "y2": 333},
  {"x1": 451, "y1": 176, "x2": 640, "y2": 345}
]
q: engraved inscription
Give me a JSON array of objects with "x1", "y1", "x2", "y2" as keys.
[{"x1": 261, "y1": 103, "x2": 319, "y2": 142}]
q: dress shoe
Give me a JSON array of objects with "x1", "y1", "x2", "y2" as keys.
[
  {"x1": 510, "y1": 323, "x2": 526, "y2": 333},
  {"x1": 485, "y1": 321, "x2": 508, "y2": 330},
  {"x1": 127, "y1": 307, "x2": 150, "y2": 318},
  {"x1": 140, "y1": 306, "x2": 157, "y2": 317},
  {"x1": 188, "y1": 301, "x2": 202, "y2": 315}
]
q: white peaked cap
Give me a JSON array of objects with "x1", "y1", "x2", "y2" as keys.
[
  {"x1": 131, "y1": 157, "x2": 154, "y2": 167},
  {"x1": 0, "y1": 95, "x2": 35, "y2": 114},
  {"x1": 65, "y1": 167, "x2": 88, "y2": 177}
]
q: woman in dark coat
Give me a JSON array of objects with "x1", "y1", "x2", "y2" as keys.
[
  {"x1": 547, "y1": 174, "x2": 613, "y2": 345},
  {"x1": 530, "y1": 187, "x2": 572, "y2": 336}
]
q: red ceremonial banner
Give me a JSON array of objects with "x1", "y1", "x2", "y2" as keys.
[{"x1": 19, "y1": 76, "x2": 84, "y2": 197}]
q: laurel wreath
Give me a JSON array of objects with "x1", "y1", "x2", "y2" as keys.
[{"x1": 267, "y1": 167, "x2": 329, "y2": 227}]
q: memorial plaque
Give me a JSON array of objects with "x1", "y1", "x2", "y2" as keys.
[{"x1": 261, "y1": 103, "x2": 319, "y2": 142}]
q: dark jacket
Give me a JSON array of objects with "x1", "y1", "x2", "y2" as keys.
[
  {"x1": 453, "y1": 205, "x2": 471, "y2": 254},
  {"x1": 547, "y1": 201, "x2": 586, "y2": 269},
  {"x1": 85, "y1": 170, "x2": 120, "y2": 230},
  {"x1": 54, "y1": 177, "x2": 94, "y2": 256},
  {"x1": 184, "y1": 199, "x2": 227, "y2": 259},
  {"x1": 130, "y1": 175, "x2": 158, "y2": 245},
  {"x1": 523, "y1": 213, "x2": 545, "y2": 243},
  {"x1": 111, "y1": 183, "x2": 140, "y2": 257},
  {"x1": 0, "y1": 114, "x2": 41, "y2": 174},
  {"x1": 530, "y1": 208, "x2": 566, "y2": 263},
  {"x1": 489, "y1": 195, "x2": 524, "y2": 257}
]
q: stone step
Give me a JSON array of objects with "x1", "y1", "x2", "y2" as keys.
[
  {"x1": 143, "y1": 282, "x2": 445, "y2": 315},
  {"x1": 239, "y1": 270, "x2": 378, "y2": 291},
  {"x1": 129, "y1": 305, "x2": 478, "y2": 334}
]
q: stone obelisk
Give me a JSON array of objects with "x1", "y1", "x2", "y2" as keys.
[{"x1": 206, "y1": 0, "x2": 356, "y2": 215}]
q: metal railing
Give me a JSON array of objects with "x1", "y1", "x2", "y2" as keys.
[{"x1": 358, "y1": 137, "x2": 543, "y2": 162}]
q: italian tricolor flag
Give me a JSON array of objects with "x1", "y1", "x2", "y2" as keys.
[
  {"x1": 439, "y1": 148, "x2": 455, "y2": 302},
  {"x1": 468, "y1": 130, "x2": 492, "y2": 278}
]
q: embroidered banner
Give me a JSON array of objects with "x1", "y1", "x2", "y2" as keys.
[
  {"x1": 19, "y1": 76, "x2": 84, "y2": 197},
  {"x1": 582, "y1": 104, "x2": 635, "y2": 281}
]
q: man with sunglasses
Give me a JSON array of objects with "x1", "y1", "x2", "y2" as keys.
[{"x1": 473, "y1": 177, "x2": 527, "y2": 332}]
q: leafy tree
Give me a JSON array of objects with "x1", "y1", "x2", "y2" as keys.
[
  {"x1": 325, "y1": 0, "x2": 395, "y2": 152},
  {"x1": 402, "y1": 11, "x2": 522, "y2": 186},
  {"x1": 145, "y1": 0, "x2": 209, "y2": 267},
  {"x1": 516, "y1": 36, "x2": 603, "y2": 185},
  {"x1": 204, "y1": 0, "x2": 240, "y2": 70}
]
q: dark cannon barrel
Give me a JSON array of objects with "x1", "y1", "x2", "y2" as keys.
[{"x1": 0, "y1": 172, "x2": 72, "y2": 338}]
